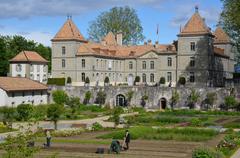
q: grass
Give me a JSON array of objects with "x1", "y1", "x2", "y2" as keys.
[
  {"x1": 97, "y1": 126, "x2": 218, "y2": 142},
  {"x1": 37, "y1": 137, "x2": 110, "y2": 145},
  {"x1": 0, "y1": 127, "x2": 16, "y2": 133}
]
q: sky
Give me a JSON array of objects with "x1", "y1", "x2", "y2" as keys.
[{"x1": 0, "y1": 0, "x2": 223, "y2": 46}]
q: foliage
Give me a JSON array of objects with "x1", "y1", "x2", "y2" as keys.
[
  {"x1": 88, "y1": 6, "x2": 144, "y2": 45},
  {"x1": 171, "y1": 90, "x2": 180, "y2": 109},
  {"x1": 16, "y1": 104, "x2": 34, "y2": 121},
  {"x1": 83, "y1": 91, "x2": 92, "y2": 105},
  {"x1": 32, "y1": 104, "x2": 48, "y2": 121},
  {"x1": 188, "y1": 89, "x2": 200, "y2": 109},
  {"x1": 141, "y1": 94, "x2": 148, "y2": 107},
  {"x1": 104, "y1": 76, "x2": 110, "y2": 84},
  {"x1": 205, "y1": 92, "x2": 217, "y2": 110},
  {"x1": 66, "y1": 77, "x2": 72, "y2": 84},
  {"x1": 224, "y1": 95, "x2": 237, "y2": 110},
  {"x1": 66, "y1": 96, "x2": 80, "y2": 117},
  {"x1": 134, "y1": 76, "x2": 140, "y2": 84},
  {"x1": 0, "y1": 128, "x2": 39, "y2": 158},
  {"x1": 178, "y1": 77, "x2": 186, "y2": 85},
  {"x1": 190, "y1": 118, "x2": 202, "y2": 127},
  {"x1": 47, "y1": 78, "x2": 65, "y2": 86},
  {"x1": 112, "y1": 107, "x2": 124, "y2": 127},
  {"x1": 52, "y1": 90, "x2": 68, "y2": 105},
  {"x1": 92, "y1": 122, "x2": 103, "y2": 131},
  {"x1": 192, "y1": 147, "x2": 223, "y2": 158},
  {"x1": 0, "y1": 107, "x2": 16, "y2": 128},
  {"x1": 51, "y1": 128, "x2": 84, "y2": 137},
  {"x1": 85, "y1": 77, "x2": 90, "y2": 84},
  {"x1": 98, "y1": 126, "x2": 218, "y2": 142},
  {"x1": 126, "y1": 90, "x2": 134, "y2": 106},
  {"x1": 159, "y1": 77, "x2": 166, "y2": 84},
  {"x1": 220, "y1": 0, "x2": 240, "y2": 62},
  {"x1": 47, "y1": 104, "x2": 64, "y2": 130},
  {"x1": 0, "y1": 35, "x2": 51, "y2": 76},
  {"x1": 95, "y1": 90, "x2": 107, "y2": 105}
]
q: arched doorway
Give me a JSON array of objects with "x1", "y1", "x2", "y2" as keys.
[
  {"x1": 116, "y1": 94, "x2": 127, "y2": 107},
  {"x1": 160, "y1": 98, "x2": 167, "y2": 109}
]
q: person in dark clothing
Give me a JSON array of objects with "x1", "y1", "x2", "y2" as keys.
[
  {"x1": 109, "y1": 139, "x2": 121, "y2": 154},
  {"x1": 124, "y1": 130, "x2": 130, "y2": 150}
]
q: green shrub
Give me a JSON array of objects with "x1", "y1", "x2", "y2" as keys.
[
  {"x1": 52, "y1": 90, "x2": 68, "y2": 105},
  {"x1": 16, "y1": 104, "x2": 34, "y2": 121},
  {"x1": 192, "y1": 147, "x2": 223, "y2": 158},
  {"x1": 190, "y1": 118, "x2": 202, "y2": 127},
  {"x1": 224, "y1": 96, "x2": 237, "y2": 110},
  {"x1": 32, "y1": 105, "x2": 48, "y2": 121},
  {"x1": 83, "y1": 91, "x2": 92, "y2": 105},
  {"x1": 85, "y1": 77, "x2": 90, "y2": 84},
  {"x1": 159, "y1": 77, "x2": 165, "y2": 84},
  {"x1": 178, "y1": 77, "x2": 186, "y2": 85},
  {"x1": 47, "y1": 78, "x2": 65, "y2": 86},
  {"x1": 92, "y1": 122, "x2": 103, "y2": 131},
  {"x1": 66, "y1": 77, "x2": 72, "y2": 84},
  {"x1": 104, "y1": 77, "x2": 109, "y2": 84}
]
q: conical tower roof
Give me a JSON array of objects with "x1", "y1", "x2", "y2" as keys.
[
  {"x1": 179, "y1": 6, "x2": 211, "y2": 36},
  {"x1": 214, "y1": 27, "x2": 231, "y2": 44},
  {"x1": 52, "y1": 18, "x2": 86, "y2": 42}
]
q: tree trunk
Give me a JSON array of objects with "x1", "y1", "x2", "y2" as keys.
[{"x1": 54, "y1": 121, "x2": 57, "y2": 130}]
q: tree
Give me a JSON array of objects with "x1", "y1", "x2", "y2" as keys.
[
  {"x1": 88, "y1": 6, "x2": 145, "y2": 45},
  {"x1": 67, "y1": 77, "x2": 72, "y2": 84},
  {"x1": 188, "y1": 89, "x2": 200, "y2": 109},
  {"x1": 83, "y1": 91, "x2": 92, "y2": 105},
  {"x1": 205, "y1": 92, "x2": 216, "y2": 110},
  {"x1": 52, "y1": 90, "x2": 68, "y2": 105},
  {"x1": 178, "y1": 77, "x2": 186, "y2": 86},
  {"x1": 66, "y1": 96, "x2": 80, "y2": 116},
  {"x1": 1, "y1": 128, "x2": 39, "y2": 158},
  {"x1": 134, "y1": 76, "x2": 140, "y2": 85},
  {"x1": 220, "y1": 0, "x2": 240, "y2": 62},
  {"x1": 95, "y1": 90, "x2": 106, "y2": 105},
  {"x1": 126, "y1": 90, "x2": 134, "y2": 106},
  {"x1": 16, "y1": 104, "x2": 34, "y2": 121},
  {"x1": 104, "y1": 76, "x2": 110, "y2": 86},
  {"x1": 47, "y1": 104, "x2": 64, "y2": 130},
  {"x1": 224, "y1": 95, "x2": 237, "y2": 110},
  {"x1": 112, "y1": 107, "x2": 124, "y2": 128},
  {"x1": 85, "y1": 77, "x2": 90, "y2": 85},
  {"x1": 0, "y1": 107, "x2": 16, "y2": 128},
  {"x1": 141, "y1": 94, "x2": 148, "y2": 107},
  {"x1": 171, "y1": 90, "x2": 180, "y2": 109},
  {"x1": 159, "y1": 77, "x2": 166, "y2": 85}
]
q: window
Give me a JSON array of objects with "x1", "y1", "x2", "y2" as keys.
[
  {"x1": 167, "y1": 72, "x2": 172, "y2": 82},
  {"x1": 129, "y1": 61, "x2": 133, "y2": 69},
  {"x1": 37, "y1": 74, "x2": 40, "y2": 81},
  {"x1": 32, "y1": 91, "x2": 34, "y2": 96},
  {"x1": 62, "y1": 46, "x2": 66, "y2": 55},
  {"x1": 150, "y1": 61, "x2": 154, "y2": 69},
  {"x1": 150, "y1": 73, "x2": 154, "y2": 82},
  {"x1": 96, "y1": 59, "x2": 99, "y2": 67},
  {"x1": 82, "y1": 73, "x2": 85, "y2": 82},
  {"x1": 190, "y1": 42, "x2": 196, "y2": 51},
  {"x1": 16, "y1": 64, "x2": 22, "y2": 72},
  {"x1": 82, "y1": 59, "x2": 85, "y2": 68},
  {"x1": 11, "y1": 92, "x2": 15, "y2": 98},
  {"x1": 41, "y1": 91, "x2": 43, "y2": 96},
  {"x1": 190, "y1": 72, "x2": 195, "y2": 82},
  {"x1": 30, "y1": 74, "x2": 34, "y2": 80},
  {"x1": 142, "y1": 61, "x2": 146, "y2": 69},
  {"x1": 190, "y1": 57, "x2": 195, "y2": 67},
  {"x1": 142, "y1": 74, "x2": 146, "y2": 82},
  {"x1": 62, "y1": 59, "x2": 65, "y2": 68},
  {"x1": 30, "y1": 64, "x2": 33, "y2": 72},
  {"x1": 43, "y1": 65, "x2": 47, "y2": 72},
  {"x1": 167, "y1": 57, "x2": 172, "y2": 67},
  {"x1": 22, "y1": 92, "x2": 25, "y2": 97}
]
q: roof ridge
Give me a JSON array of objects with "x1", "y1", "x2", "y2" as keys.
[{"x1": 22, "y1": 50, "x2": 30, "y2": 62}]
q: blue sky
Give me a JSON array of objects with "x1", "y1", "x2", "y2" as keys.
[{"x1": 0, "y1": 0, "x2": 223, "y2": 46}]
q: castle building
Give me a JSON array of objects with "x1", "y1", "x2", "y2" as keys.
[
  {"x1": 9, "y1": 51, "x2": 49, "y2": 83},
  {"x1": 51, "y1": 7, "x2": 235, "y2": 87}
]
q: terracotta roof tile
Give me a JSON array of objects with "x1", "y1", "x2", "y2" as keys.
[
  {"x1": 102, "y1": 32, "x2": 117, "y2": 45},
  {"x1": 180, "y1": 12, "x2": 211, "y2": 35},
  {"x1": 0, "y1": 77, "x2": 48, "y2": 92},
  {"x1": 214, "y1": 47, "x2": 229, "y2": 58},
  {"x1": 9, "y1": 51, "x2": 48, "y2": 63},
  {"x1": 52, "y1": 19, "x2": 86, "y2": 42},
  {"x1": 214, "y1": 27, "x2": 231, "y2": 44}
]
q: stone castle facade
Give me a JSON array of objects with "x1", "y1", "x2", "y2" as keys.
[{"x1": 51, "y1": 7, "x2": 235, "y2": 87}]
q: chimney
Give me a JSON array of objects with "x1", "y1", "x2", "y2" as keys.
[
  {"x1": 148, "y1": 40, "x2": 152, "y2": 45},
  {"x1": 144, "y1": 41, "x2": 147, "y2": 45},
  {"x1": 116, "y1": 32, "x2": 122, "y2": 46},
  {"x1": 154, "y1": 41, "x2": 159, "y2": 48}
]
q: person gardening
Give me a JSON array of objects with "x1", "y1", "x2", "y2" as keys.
[
  {"x1": 44, "y1": 130, "x2": 51, "y2": 147},
  {"x1": 123, "y1": 130, "x2": 130, "y2": 150},
  {"x1": 109, "y1": 139, "x2": 121, "y2": 154}
]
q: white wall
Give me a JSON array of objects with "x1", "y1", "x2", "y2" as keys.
[
  {"x1": 0, "y1": 89, "x2": 48, "y2": 107},
  {"x1": 11, "y1": 63, "x2": 26, "y2": 77},
  {"x1": 30, "y1": 64, "x2": 48, "y2": 83}
]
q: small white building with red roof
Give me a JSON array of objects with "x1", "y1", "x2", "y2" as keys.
[{"x1": 9, "y1": 50, "x2": 48, "y2": 83}]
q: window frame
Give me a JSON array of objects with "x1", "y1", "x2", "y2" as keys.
[
  {"x1": 142, "y1": 61, "x2": 146, "y2": 69},
  {"x1": 167, "y1": 57, "x2": 172, "y2": 67}
]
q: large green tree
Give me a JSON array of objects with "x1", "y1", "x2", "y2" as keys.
[
  {"x1": 88, "y1": 6, "x2": 145, "y2": 45},
  {"x1": 220, "y1": 0, "x2": 240, "y2": 62},
  {"x1": 0, "y1": 35, "x2": 51, "y2": 76}
]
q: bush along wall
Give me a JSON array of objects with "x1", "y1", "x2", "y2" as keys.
[{"x1": 47, "y1": 78, "x2": 66, "y2": 86}]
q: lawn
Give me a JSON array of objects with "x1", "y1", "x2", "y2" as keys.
[{"x1": 97, "y1": 126, "x2": 218, "y2": 142}]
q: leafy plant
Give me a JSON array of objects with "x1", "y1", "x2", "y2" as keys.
[
  {"x1": 85, "y1": 77, "x2": 90, "y2": 84},
  {"x1": 192, "y1": 147, "x2": 222, "y2": 158},
  {"x1": 92, "y1": 122, "x2": 103, "y2": 131},
  {"x1": 104, "y1": 77, "x2": 110, "y2": 85},
  {"x1": 205, "y1": 92, "x2": 216, "y2": 110},
  {"x1": 171, "y1": 90, "x2": 180, "y2": 109},
  {"x1": 0, "y1": 107, "x2": 16, "y2": 128},
  {"x1": 159, "y1": 77, "x2": 166, "y2": 85},
  {"x1": 178, "y1": 77, "x2": 186, "y2": 85},
  {"x1": 188, "y1": 89, "x2": 200, "y2": 109},
  {"x1": 52, "y1": 90, "x2": 68, "y2": 105},
  {"x1": 224, "y1": 96, "x2": 237, "y2": 110},
  {"x1": 66, "y1": 77, "x2": 72, "y2": 84},
  {"x1": 134, "y1": 76, "x2": 140, "y2": 85},
  {"x1": 112, "y1": 107, "x2": 124, "y2": 127},
  {"x1": 83, "y1": 91, "x2": 92, "y2": 105},
  {"x1": 47, "y1": 104, "x2": 64, "y2": 130},
  {"x1": 95, "y1": 90, "x2": 106, "y2": 105},
  {"x1": 126, "y1": 90, "x2": 134, "y2": 106},
  {"x1": 66, "y1": 96, "x2": 80, "y2": 117},
  {"x1": 16, "y1": 104, "x2": 34, "y2": 121}
]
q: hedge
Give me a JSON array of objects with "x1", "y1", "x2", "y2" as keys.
[{"x1": 47, "y1": 78, "x2": 65, "y2": 86}]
